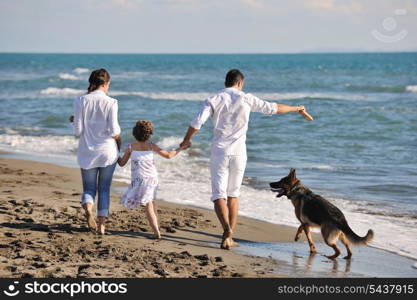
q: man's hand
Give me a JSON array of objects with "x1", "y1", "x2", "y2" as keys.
[
  {"x1": 296, "y1": 105, "x2": 305, "y2": 112},
  {"x1": 180, "y1": 140, "x2": 192, "y2": 149},
  {"x1": 180, "y1": 126, "x2": 199, "y2": 150},
  {"x1": 69, "y1": 115, "x2": 74, "y2": 123}
]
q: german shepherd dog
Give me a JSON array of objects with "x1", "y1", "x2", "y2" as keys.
[{"x1": 270, "y1": 169, "x2": 374, "y2": 259}]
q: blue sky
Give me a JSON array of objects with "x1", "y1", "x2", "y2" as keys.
[{"x1": 1, "y1": 0, "x2": 416, "y2": 53}]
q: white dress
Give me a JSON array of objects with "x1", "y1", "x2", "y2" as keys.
[{"x1": 120, "y1": 145, "x2": 159, "y2": 208}]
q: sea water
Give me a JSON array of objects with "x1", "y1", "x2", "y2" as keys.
[{"x1": 0, "y1": 53, "x2": 416, "y2": 260}]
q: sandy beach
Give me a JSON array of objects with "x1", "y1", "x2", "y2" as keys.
[
  {"x1": 1, "y1": 157, "x2": 416, "y2": 278},
  {"x1": 0, "y1": 157, "x2": 294, "y2": 278}
]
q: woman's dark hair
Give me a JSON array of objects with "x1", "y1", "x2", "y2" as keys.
[
  {"x1": 225, "y1": 69, "x2": 244, "y2": 87},
  {"x1": 132, "y1": 120, "x2": 153, "y2": 142},
  {"x1": 88, "y1": 68, "x2": 111, "y2": 93}
]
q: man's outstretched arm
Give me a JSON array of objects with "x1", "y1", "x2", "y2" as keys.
[
  {"x1": 249, "y1": 95, "x2": 305, "y2": 115},
  {"x1": 276, "y1": 103, "x2": 305, "y2": 114},
  {"x1": 180, "y1": 126, "x2": 199, "y2": 148}
]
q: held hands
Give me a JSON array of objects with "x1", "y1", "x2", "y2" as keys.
[{"x1": 179, "y1": 140, "x2": 192, "y2": 150}]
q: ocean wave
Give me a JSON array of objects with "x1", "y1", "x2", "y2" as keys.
[
  {"x1": 40, "y1": 87, "x2": 84, "y2": 96},
  {"x1": 0, "y1": 134, "x2": 78, "y2": 156},
  {"x1": 406, "y1": 85, "x2": 417, "y2": 93},
  {"x1": 0, "y1": 126, "x2": 45, "y2": 135},
  {"x1": 73, "y1": 68, "x2": 90, "y2": 74},
  {"x1": 345, "y1": 84, "x2": 404, "y2": 93},
  {"x1": 251, "y1": 162, "x2": 343, "y2": 172},
  {"x1": 58, "y1": 73, "x2": 80, "y2": 80},
  {"x1": 37, "y1": 87, "x2": 373, "y2": 102},
  {"x1": 111, "y1": 91, "x2": 210, "y2": 101},
  {"x1": 345, "y1": 84, "x2": 417, "y2": 94}
]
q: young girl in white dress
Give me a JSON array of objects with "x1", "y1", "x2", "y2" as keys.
[{"x1": 118, "y1": 120, "x2": 187, "y2": 239}]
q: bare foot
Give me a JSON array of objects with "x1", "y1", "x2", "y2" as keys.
[
  {"x1": 221, "y1": 229, "x2": 233, "y2": 250},
  {"x1": 343, "y1": 255, "x2": 352, "y2": 260},
  {"x1": 325, "y1": 254, "x2": 339, "y2": 260},
  {"x1": 221, "y1": 238, "x2": 231, "y2": 250},
  {"x1": 97, "y1": 223, "x2": 105, "y2": 235},
  {"x1": 230, "y1": 238, "x2": 240, "y2": 247},
  {"x1": 84, "y1": 205, "x2": 97, "y2": 231}
]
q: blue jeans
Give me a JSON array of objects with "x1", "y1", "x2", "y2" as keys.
[{"x1": 80, "y1": 163, "x2": 116, "y2": 217}]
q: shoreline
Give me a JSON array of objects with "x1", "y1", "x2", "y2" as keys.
[
  {"x1": 1, "y1": 157, "x2": 416, "y2": 277},
  {"x1": 3, "y1": 150, "x2": 417, "y2": 261}
]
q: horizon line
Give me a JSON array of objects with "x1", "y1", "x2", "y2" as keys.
[{"x1": 1, "y1": 50, "x2": 417, "y2": 55}]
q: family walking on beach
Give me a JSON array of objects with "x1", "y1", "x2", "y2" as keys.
[{"x1": 71, "y1": 68, "x2": 307, "y2": 249}]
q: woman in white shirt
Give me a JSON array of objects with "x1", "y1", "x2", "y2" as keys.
[{"x1": 72, "y1": 68, "x2": 121, "y2": 235}]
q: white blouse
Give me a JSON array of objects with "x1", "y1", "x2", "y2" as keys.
[
  {"x1": 190, "y1": 87, "x2": 278, "y2": 157},
  {"x1": 73, "y1": 90, "x2": 121, "y2": 169}
]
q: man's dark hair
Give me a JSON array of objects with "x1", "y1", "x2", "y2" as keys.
[{"x1": 225, "y1": 69, "x2": 244, "y2": 87}]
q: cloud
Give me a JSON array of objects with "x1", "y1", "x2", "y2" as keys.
[
  {"x1": 305, "y1": 0, "x2": 363, "y2": 14},
  {"x1": 240, "y1": 0, "x2": 263, "y2": 8},
  {"x1": 111, "y1": 0, "x2": 138, "y2": 4},
  {"x1": 110, "y1": 0, "x2": 142, "y2": 8},
  {"x1": 307, "y1": 0, "x2": 334, "y2": 9}
]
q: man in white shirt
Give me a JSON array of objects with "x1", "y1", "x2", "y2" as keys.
[{"x1": 180, "y1": 69, "x2": 307, "y2": 250}]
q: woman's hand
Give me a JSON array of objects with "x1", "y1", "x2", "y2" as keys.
[{"x1": 113, "y1": 135, "x2": 122, "y2": 151}]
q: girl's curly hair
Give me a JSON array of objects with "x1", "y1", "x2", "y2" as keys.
[{"x1": 132, "y1": 120, "x2": 153, "y2": 142}]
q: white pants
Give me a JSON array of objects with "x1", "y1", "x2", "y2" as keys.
[{"x1": 210, "y1": 155, "x2": 247, "y2": 201}]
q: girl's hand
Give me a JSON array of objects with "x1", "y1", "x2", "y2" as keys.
[{"x1": 117, "y1": 145, "x2": 132, "y2": 167}]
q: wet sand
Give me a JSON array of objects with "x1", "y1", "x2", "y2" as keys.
[
  {"x1": 236, "y1": 241, "x2": 417, "y2": 277},
  {"x1": 0, "y1": 157, "x2": 415, "y2": 278}
]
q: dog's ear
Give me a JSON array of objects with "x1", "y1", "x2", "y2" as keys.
[{"x1": 289, "y1": 168, "x2": 296, "y2": 181}]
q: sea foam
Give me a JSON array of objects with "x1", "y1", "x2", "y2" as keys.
[
  {"x1": 406, "y1": 85, "x2": 417, "y2": 93},
  {"x1": 58, "y1": 73, "x2": 79, "y2": 80},
  {"x1": 40, "y1": 87, "x2": 84, "y2": 96},
  {"x1": 73, "y1": 68, "x2": 90, "y2": 74},
  {"x1": 0, "y1": 134, "x2": 78, "y2": 156},
  {"x1": 38, "y1": 87, "x2": 372, "y2": 102}
]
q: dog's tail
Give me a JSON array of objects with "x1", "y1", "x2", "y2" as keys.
[{"x1": 339, "y1": 222, "x2": 374, "y2": 245}]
